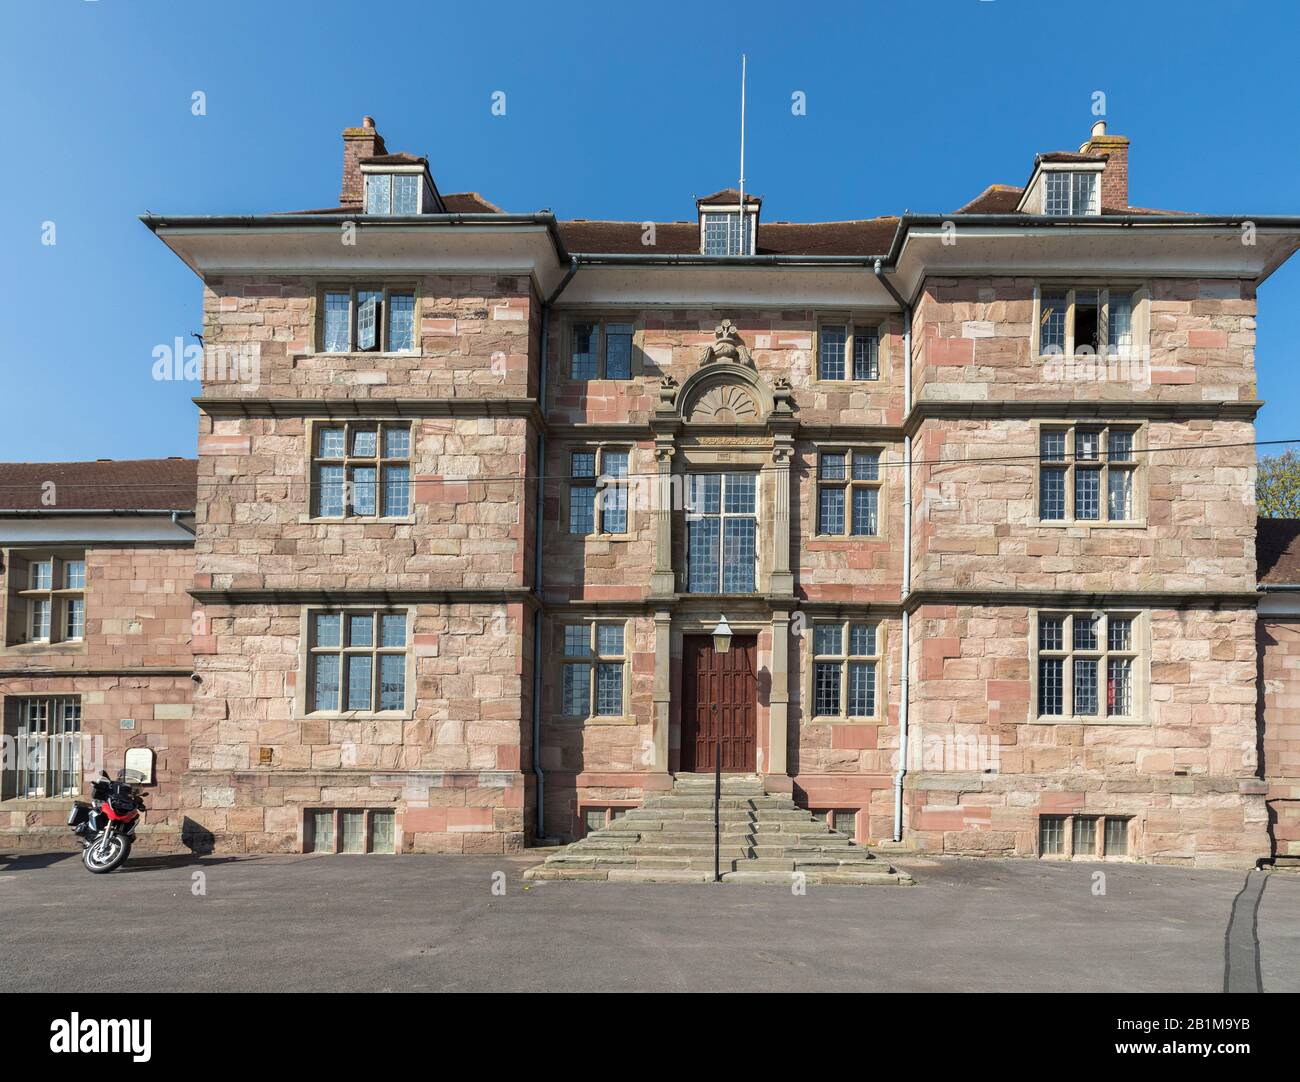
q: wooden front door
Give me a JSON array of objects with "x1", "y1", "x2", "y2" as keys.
[{"x1": 681, "y1": 634, "x2": 757, "y2": 773}]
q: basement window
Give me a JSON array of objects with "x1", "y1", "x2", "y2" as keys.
[
  {"x1": 305, "y1": 808, "x2": 396, "y2": 853},
  {"x1": 1039, "y1": 813, "x2": 1132, "y2": 859}
]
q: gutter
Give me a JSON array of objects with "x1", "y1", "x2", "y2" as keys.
[
  {"x1": 140, "y1": 211, "x2": 574, "y2": 265},
  {"x1": 573, "y1": 252, "x2": 884, "y2": 268},
  {"x1": 874, "y1": 259, "x2": 912, "y2": 844},
  {"x1": 531, "y1": 257, "x2": 580, "y2": 842},
  {"x1": 0, "y1": 508, "x2": 194, "y2": 518}
]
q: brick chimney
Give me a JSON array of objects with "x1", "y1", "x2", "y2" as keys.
[
  {"x1": 340, "y1": 116, "x2": 387, "y2": 208},
  {"x1": 1079, "y1": 119, "x2": 1129, "y2": 211}
]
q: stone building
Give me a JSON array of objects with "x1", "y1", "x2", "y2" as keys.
[{"x1": 4, "y1": 116, "x2": 1299, "y2": 867}]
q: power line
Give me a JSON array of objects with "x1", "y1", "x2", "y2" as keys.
[{"x1": 0, "y1": 435, "x2": 1296, "y2": 491}]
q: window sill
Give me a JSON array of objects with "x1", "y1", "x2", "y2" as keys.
[
  {"x1": 811, "y1": 533, "x2": 884, "y2": 541},
  {"x1": 2, "y1": 640, "x2": 89, "y2": 655},
  {"x1": 811, "y1": 379, "x2": 884, "y2": 388},
  {"x1": 1036, "y1": 520, "x2": 1147, "y2": 530},
  {"x1": 569, "y1": 532, "x2": 635, "y2": 543},
  {"x1": 555, "y1": 715, "x2": 636, "y2": 726},
  {"x1": 300, "y1": 710, "x2": 414, "y2": 722},
  {"x1": 309, "y1": 351, "x2": 420, "y2": 359},
  {"x1": 304, "y1": 516, "x2": 417, "y2": 526},
  {"x1": 812, "y1": 716, "x2": 881, "y2": 725},
  {"x1": 1030, "y1": 715, "x2": 1147, "y2": 726}
]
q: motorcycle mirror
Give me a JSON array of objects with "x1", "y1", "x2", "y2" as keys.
[{"x1": 99, "y1": 770, "x2": 110, "y2": 780}]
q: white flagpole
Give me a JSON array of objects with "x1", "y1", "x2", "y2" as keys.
[{"x1": 738, "y1": 53, "x2": 747, "y2": 254}]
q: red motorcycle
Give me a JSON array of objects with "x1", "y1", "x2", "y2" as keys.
[{"x1": 67, "y1": 771, "x2": 146, "y2": 873}]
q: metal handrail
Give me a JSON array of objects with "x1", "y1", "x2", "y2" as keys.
[{"x1": 713, "y1": 744, "x2": 722, "y2": 883}]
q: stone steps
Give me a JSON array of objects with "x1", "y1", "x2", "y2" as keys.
[{"x1": 523, "y1": 774, "x2": 914, "y2": 886}]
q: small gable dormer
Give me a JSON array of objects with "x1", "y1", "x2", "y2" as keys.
[
  {"x1": 696, "y1": 188, "x2": 761, "y2": 255},
  {"x1": 1017, "y1": 121, "x2": 1130, "y2": 216},
  {"x1": 339, "y1": 116, "x2": 446, "y2": 215}
]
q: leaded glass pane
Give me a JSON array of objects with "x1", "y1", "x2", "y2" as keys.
[
  {"x1": 1039, "y1": 815, "x2": 1065, "y2": 855},
  {"x1": 571, "y1": 322, "x2": 598, "y2": 379},
  {"x1": 356, "y1": 291, "x2": 380, "y2": 351},
  {"x1": 722, "y1": 519, "x2": 756, "y2": 592},
  {"x1": 1040, "y1": 294, "x2": 1067, "y2": 353},
  {"x1": 687, "y1": 473, "x2": 721, "y2": 515},
  {"x1": 378, "y1": 654, "x2": 405, "y2": 711},
  {"x1": 318, "y1": 426, "x2": 346, "y2": 457},
  {"x1": 1039, "y1": 616, "x2": 1063, "y2": 652},
  {"x1": 851, "y1": 487, "x2": 878, "y2": 536},
  {"x1": 563, "y1": 626, "x2": 589, "y2": 657},
  {"x1": 31, "y1": 560, "x2": 53, "y2": 590},
  {"x1": 1073, "y1": 816, "x2": 1097, "y2": 856},
  {"x1": 571, "y1": 451, "x2": 596, "y2": 478},
  {"x1": 387, "y1": 292, "x2": 415, "y2": 351},
  {"x1": 314, "y1": 613, "x2": 342, "y2": 648},
  {"x1": 1107, "y1": 658, "x2": 1132, "y2": 716},
  {"x1": 324, "y1": 292, "x2": 350, "y2": 352},
  {"x1": 602, "y1": 450, "x2": 629, "y2": 478},
  {"x1": 1107, "y1": 617, "x2": 1132, "y2": 652},
  {"x1": 380, "y1": 614, "x2": 406, "y2": 647},
  {"x1": 383, "y1": 426, "x2": 411, "y2": 459},
  {"x1": 1071, "y1": 171, "x2": 1098, "y2": 215},
  {"x1": 814, "y1": 624, "x2": 841, "y2": 656},
  {"x1": 65, "y1": 598, "x2": 85, "y2": 640},
  {"x1": 348, "y1": 615, "x2": 373, "y2": 647},
  {"x1": 595, "y1": 663, "x2": 623, "y2": 716},
  {"x1": 370, "y1": 810, "x2": 395, "y2": 853},
  {"x1": 686, "y1": 518, "x2": 720, "y2": 593},
  {"x1": 834, "y1": 809, "x2": 857, "y2": 837},
  {"x1": 1075, "y1": 468, "x2": 1101, "y2": 520},
  {"x1": 563, "y1": 663, "x2": 590, "y2": 715},
  {"x1": 317, "y1": 465, "x2": 345, "y2": 517},
  {"x1": 1073, "y1": 658, "x2": 1098, "y2": 716},
  {"x1": 312, "y1": 654, "x2": 340, "y2": 712},
  {"x1": 392, "y1": 174, "x2": 419, "y2": 215},
  {"x1": 351, "y1": 428, "x2": 378, "y2": 457},
  {"x1": 819, "y1": 452, "x2": 847, "y2": 480},
  {"x1": 852, "y1": 451, "x2": 880, "y2": 480},
  {"x1": 848, "y1": 623, "x2": 876, "y2": 656},
  {"x1": 818, "y1": 486, "x2": 845, "y2": 535},
  {"x1": 346, "y1": 655, "x2": 372, "y2": 711},
  {"x1": 309, "y1": 810, "x2": 335, "y2": 853},
  {"x1": 1108, "y1": 293, "x2": 1133, "y2": 354},
  {"x1": 1107, "y1": 429, "x2": 1134, "y2": 461},
  {"x1": 31, "y1": 599, "x2": 50, "y2": 640},
  {"x1": 599, "y1": 483, "x2": 627, "y2": 534},
  {"x1": 382, "y1": 465, "x2": 410, "y2": 516},
  {"x1": 1040, "y1": 467, "x2": 1066, "y2": 520},
  {"x1": 819, "y1": 326, "x2": 847, "y2": 380},
  {"x1": 1073, "y1": 615, "x2": 1098, "y2": 651},
  {"x1": 605, "y1": 324, "x2": 633, "y2": 379},
  {"x1": 1038, "y1": 657, "x2": 1063, "y2": 715},
  {"x1": 1107, "y1": 469, "x2": 1133, "y2": 521},
  {"x1": 64, "y1": 560, "x2": 86, "y2": 589},
  {"x1": 1044, "y1": 173, "x2": 1070, "y2": 216},
  {"x1": 365, "y1": 174, "x2": 390, "y2": 215},
  {"x1": 569, "y1": 485, "x2": 595, "y2": 534},
  {"x1": 847, "y1": 661, "x2": 875, "y2": 716},
  {"x1": 1076, "y1": 430, "x2": 1100, "y2": 460},
  {"x1": 351, "y1": 466, "x2": 377, "y2": 516},
  {"x1": 724, "y1": 473, "x2": 756, "y2": 513},
  {"x1": 1040, "y1": 430, "x2": 1067, "y2": 460},
  {"x1": 340, "y1": 810, "x2": 365, "y2": 854},
  {"x1": 1104, "y1": 818, "x2": 1128, "y2": 856},
  {"x1": 853, "y1": 332, "x2": 879, "y2": 380},
  {"x1": 814, "y1": 661, "x2": 842, "y2": 716},
  {"x1": 596, "y1": 623, "x2": 623, "y2": 657}
]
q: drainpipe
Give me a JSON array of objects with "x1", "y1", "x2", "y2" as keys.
[
  {"x1": 531, "y1": 258, "x2": 579, "y2": 841},
  {"x1": 874, "y1": 259, "x2": 911, "y2": 842}
]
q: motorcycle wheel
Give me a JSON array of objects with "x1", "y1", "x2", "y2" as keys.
[{"x1": 82, "y1": 832, "x2": 129, "y2": 874}]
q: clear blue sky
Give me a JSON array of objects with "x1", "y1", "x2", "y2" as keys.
[{"x1": 3, "y1": 0, "x2": 1299, "y2": 461}]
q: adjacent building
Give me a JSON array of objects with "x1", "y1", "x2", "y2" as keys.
[{"x1": 4, "y1": 116, "x2": 1299, "y2": 867}]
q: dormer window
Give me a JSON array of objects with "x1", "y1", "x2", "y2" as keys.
[
  {"x1": 1044, "y1": 171, "x2": 1099, "y2": 216},
  {"x1": 696, "y1": 190, "x2": 760, "y2": 255},
  {"x1": 702, "y1": 211, "x2": 755, "y2": 256},
  {"x1": 365, "y1": 172, "x2": 421, "y2": 215}
]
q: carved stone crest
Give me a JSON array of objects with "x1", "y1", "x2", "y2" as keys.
[{"x1": 699, "y1": 319, "x2": 754, "y2": 368}]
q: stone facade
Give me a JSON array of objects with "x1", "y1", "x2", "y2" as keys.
[{"x1": 5, "y1": 117, "x2": 1297, "y2": 870}]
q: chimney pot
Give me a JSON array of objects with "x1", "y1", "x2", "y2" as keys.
[
  {"x1": 340, "y1": 117, "x2": 387, "y2": 207},
  {"x1": 363, "y1": 115, "x2": 375, "y2": 129},
  {"x1": 1091, "y1": 119, "x2": 1106, "y2": 139}
]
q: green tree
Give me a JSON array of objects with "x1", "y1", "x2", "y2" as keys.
[{"x1": 1257, "y1": 449, "x2": 1300, "y2": 518}]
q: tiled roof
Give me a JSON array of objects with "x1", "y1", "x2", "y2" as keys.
[
  {"x1": 0, "y1": 459, "x2": 197, "y2": 511},
  {"x1": 362, "y1": 152, "x2": 427, "y2": 165},
  {"x1": 697, "y1": 188, "x2": 762, "y2": 206},
  {"x1": 441, "y1": 191, "x2": 504, "y2": 213},
  {"x1": 954, "y1": 185, "x2": 1026, "y2": 214},
  {"x1": 1258, "y1": 517, "x2": 1300, "y2": 585},
  {"x1": 556, "y1": 217, "x2": 899, "y2": 255}
]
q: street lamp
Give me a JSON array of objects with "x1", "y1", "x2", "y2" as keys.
[{"x1": 712, "y1": 614, "x2": 733, "y2": 654}]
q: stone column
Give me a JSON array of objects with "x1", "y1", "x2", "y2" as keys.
[
  {"x1": 768, "y1": 608, "x2": 791, "y2": 778},
  {"x1": 769, "y1": 436, "x2": 794, "y2": 596},
  {"x1": 650, "y1": 441, "x2": 676, "y2": 597},
  {"x1": 651, "y1": 609, "x2": 673, "y2": 774}
]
